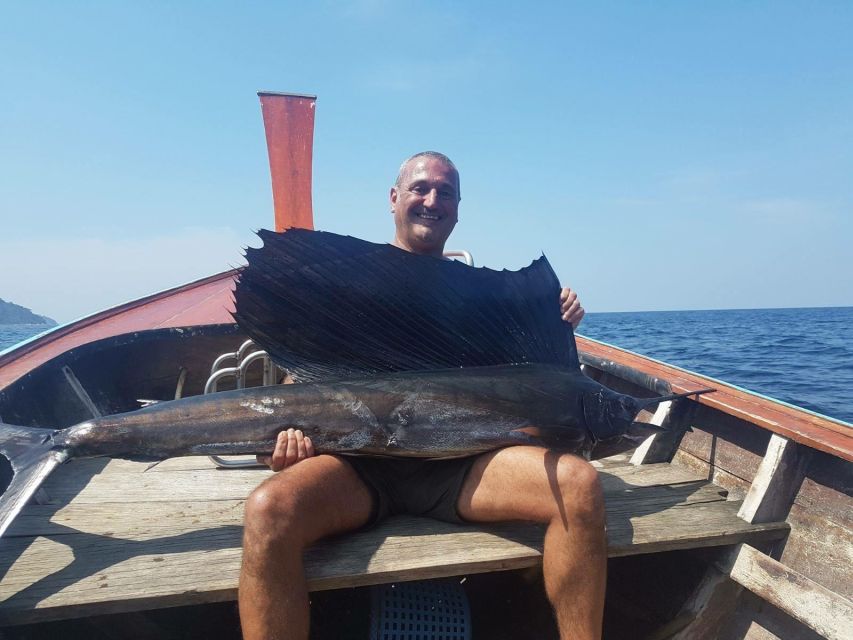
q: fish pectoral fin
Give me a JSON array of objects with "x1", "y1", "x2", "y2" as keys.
[{"x1": 508, "y1": 425, "x2": 586, "y2": 450}]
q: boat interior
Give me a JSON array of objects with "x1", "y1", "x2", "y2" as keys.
[{"x1": 0, "y1": 324, "x2": 849, "y2": 639}]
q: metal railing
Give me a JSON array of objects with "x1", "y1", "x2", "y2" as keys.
[
  {"x1": 205, "y1": 339, "x2": 283, "y2": 468},
  {"x1": 443, "y1": 250, "x2": 474, "y2": 267}
]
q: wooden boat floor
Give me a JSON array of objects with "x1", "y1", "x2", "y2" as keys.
[{"x1": 0, "y1": 455, "x2": 789, "y2": 625}]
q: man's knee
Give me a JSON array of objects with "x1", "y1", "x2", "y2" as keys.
[
  {"x1": 244, "y1": 474, "x2": 306, "y2": 545},
  {"x1": 243, "y1": 457, "x2": 371, "y2": 551},
  {"x1": 245, "y1": 478, "x2": 298, "y2": 523},
  {"x1": 556, "y1": 456, "x2": 605, "y2": 526}
]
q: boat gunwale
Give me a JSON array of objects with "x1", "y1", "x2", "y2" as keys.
[
  {"x1": 0, "y1": 269, "x2": 241, "y2": 390},
  {"x1": 577, "y1": 334, "x2": 853, "y2": 462}
]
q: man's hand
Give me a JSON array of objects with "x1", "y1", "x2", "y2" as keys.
[
  {"x1": 257, "y1": 428, "x2": 315, "y2": 471},
  {"x1": 560, "y1": 287, "x2": 585, "y2": 329}
]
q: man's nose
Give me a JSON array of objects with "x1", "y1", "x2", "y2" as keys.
[{"x1": 423, "y1": 189, "x2": 439, "y2": 208}]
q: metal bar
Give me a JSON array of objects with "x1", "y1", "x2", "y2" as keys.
[
  {"x1": 207, "y1": 454, "x2": 265, "y2": 469},
  {"x1": 174, "y1": 367, "x2": 188, "y2": 400},
  {"x1": 210, "y1": 352, "x2": 237, "y2": 375},
  {"x1": 61, "y1": 366, "x2": 102, "y2": 418},
  {"x1": 205, "y1": 350, "x2": 268, "y2": 468},
  {"x1": 204, "y1": 367, "x2": 239, "y2": 395},
  {"x1": 237, "y1": 340, "x2": 257, "y2": 361},
  {"x1": 263, "y1": 355, "x2": 278, "y2": 386},
  {"x1": 443, "y1": 250, "x2": 474, "y2": 267}
]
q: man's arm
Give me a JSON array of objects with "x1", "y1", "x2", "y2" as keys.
[{"x1": 560, "y1": 287, "x2": 585, "y2": 328}]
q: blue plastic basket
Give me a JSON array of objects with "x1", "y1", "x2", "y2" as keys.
[{"x1": 369, "y1": 580, "x2": 472, "y2": 640}]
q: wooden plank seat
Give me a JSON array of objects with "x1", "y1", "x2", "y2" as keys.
[{"x1": 0, "y1": 456, "x2": 789, "y2": 626}]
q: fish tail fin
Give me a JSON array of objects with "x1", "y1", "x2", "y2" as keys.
[{"x1": 0, "y1": 423, "x2": 67, "y2": 538}]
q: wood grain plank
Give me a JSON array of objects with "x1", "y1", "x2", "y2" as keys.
[
  {"x1": 35, "y1": 459, "x2": 706, "y2": 507},
  {"x1": 720, "y1": 544, "x2": 853, "y2": 640},
  {"x1": 6, "y1": 480, "x2": 727, "y2": 539},
  {"x1": 738, "y1": 434, "x2": 809, "y2": 524},
  {"x1": 0, "y1": 459, "x2": 788, "y2": 625},
  {"x1": 0, "y1": 501, "x2": 787, "y2": 625}
]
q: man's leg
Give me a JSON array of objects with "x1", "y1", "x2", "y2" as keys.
[
  {"x1": 457, "y1": 446, "x2": 607, "y2": 640},
  {"x1": 239, "y1": 455, "x2": 374, "y2": 640}
]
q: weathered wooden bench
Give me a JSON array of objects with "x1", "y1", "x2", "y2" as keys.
[{"x1": 0, "y1": 453, "x2": 789, "y2": 626}]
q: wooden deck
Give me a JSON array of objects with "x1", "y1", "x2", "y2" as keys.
[{"x1": 0, "y1": 455, "x2": 789, "y2": 626}]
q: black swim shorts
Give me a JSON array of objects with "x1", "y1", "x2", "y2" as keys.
[{"x1": 345, "y1": 456, "x2": 479, "y2": 526}]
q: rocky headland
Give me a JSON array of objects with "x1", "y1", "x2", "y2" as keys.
[{"x1": 0, "y1": 299, "x2": 57, "y2": 326}]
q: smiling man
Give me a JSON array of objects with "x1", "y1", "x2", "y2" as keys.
[
  {"x1": 238, "y1": 152, "x2": 603, "y2": 640},
  {"x1": 390, "y1": 152, "x2": 461, "y2": 258}
]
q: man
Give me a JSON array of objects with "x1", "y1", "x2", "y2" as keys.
[{"x1": 238, "y1": 152, "x2": 605, "y2": 640}]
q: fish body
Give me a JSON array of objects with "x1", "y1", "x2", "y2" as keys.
[
  {"x1": 0, "y1": 362, "x2": 677, "y2": 536},
  {"x1": 52, "y1": 363, "x2": 629, "y2": 461}
]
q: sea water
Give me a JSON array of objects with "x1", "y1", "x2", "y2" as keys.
[
  {"x1": 1, "y1": 307, "x2": 851, "y2": 424},
  {"x1": 579, "y1": 306, "x2": 852, "y2": 424},
  {"x1": 0, "y1": 325, "x2": 55, "y2": 353}
]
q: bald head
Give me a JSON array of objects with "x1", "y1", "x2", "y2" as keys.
[{"x1": 395, "y1": 151, "x2": 461, "y2": 200}]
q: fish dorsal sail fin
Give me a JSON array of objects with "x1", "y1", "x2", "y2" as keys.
[{"x1": 233, "y1": 229, "x2": 579, "y2": 381}]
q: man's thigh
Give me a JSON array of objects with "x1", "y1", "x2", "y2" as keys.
[
  {"x1": 456, "y1": 446, "x2": 594, "y2": 524},
  {"x1": 251, "y1": 454, "x2": 375, "y2": 541}
]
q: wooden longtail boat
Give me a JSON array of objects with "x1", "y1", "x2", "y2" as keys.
[{"x1": 0, "y1": 94, "x2": 850, "y2": 639}]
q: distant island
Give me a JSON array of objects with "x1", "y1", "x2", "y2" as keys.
[{"x1": 0, "y1": 299, "x2": 57, "y2": 326}]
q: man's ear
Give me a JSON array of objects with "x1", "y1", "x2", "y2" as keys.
[{"x1": 389, "y1": 186, "x2": 399, "y2": 211}]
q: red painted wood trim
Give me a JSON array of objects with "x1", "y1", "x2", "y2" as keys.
[
  {"x1": 577, "y1": 336, "x2": 853, "y2": 463},
  {"x1": 258, "y1": 92, "x2": 316, "y2": 231},
  {"x1": 0, "y1": 271, "x2": 238, "y2": 391}
]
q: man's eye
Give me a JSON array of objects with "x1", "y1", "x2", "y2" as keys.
[
  {"x1": 439, "y1": 190, "x2": 456, "y2": 200},
  {"x1": 411, "y1": 186, "x2": 427, "y2": 195}
]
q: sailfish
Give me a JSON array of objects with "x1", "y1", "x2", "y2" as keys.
[{"x1": 0, "y1": 229, "x2": 710, "y2": 537}]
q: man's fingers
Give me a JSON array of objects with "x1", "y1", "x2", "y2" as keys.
[
  {"x1": 560, "y1": 290, "x2": 577, "y2": 313},
  {"x1": 562, "y1": 299, "x2": 580, "y2": 319},
  {"x1": 283, "y1": 428, "x2": 299, "y2": 467},
  {"x1": 294, "y1": 429, "x2": 308, "y2": 461},
  {"x1": 571, "y1": 307, "x2": 585, "y2": 328},
  {"x1": 558, "y1": 287, "x2": 584, "y2": 328},
  {"x1": 563, "y1": 306, "x2": 585, "y2": 328},
  {"x1": 269, "y1": 430, "x2": 290, "y2": 471},
  {"x1": 265, "y1": 429, "x2": 314, "y2": 471}
]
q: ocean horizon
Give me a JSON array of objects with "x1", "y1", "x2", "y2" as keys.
[{"x1": 2, "y1": 305, "x2": 851, "y2": 424}]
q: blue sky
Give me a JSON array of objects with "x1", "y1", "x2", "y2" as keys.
[{"x1": 1, "y1": 2, "x2": 851, "y2": 323}]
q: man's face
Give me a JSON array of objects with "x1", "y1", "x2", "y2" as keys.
[{"x1": 390, "y1": 157, "x2": 460, "y2": 257}]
